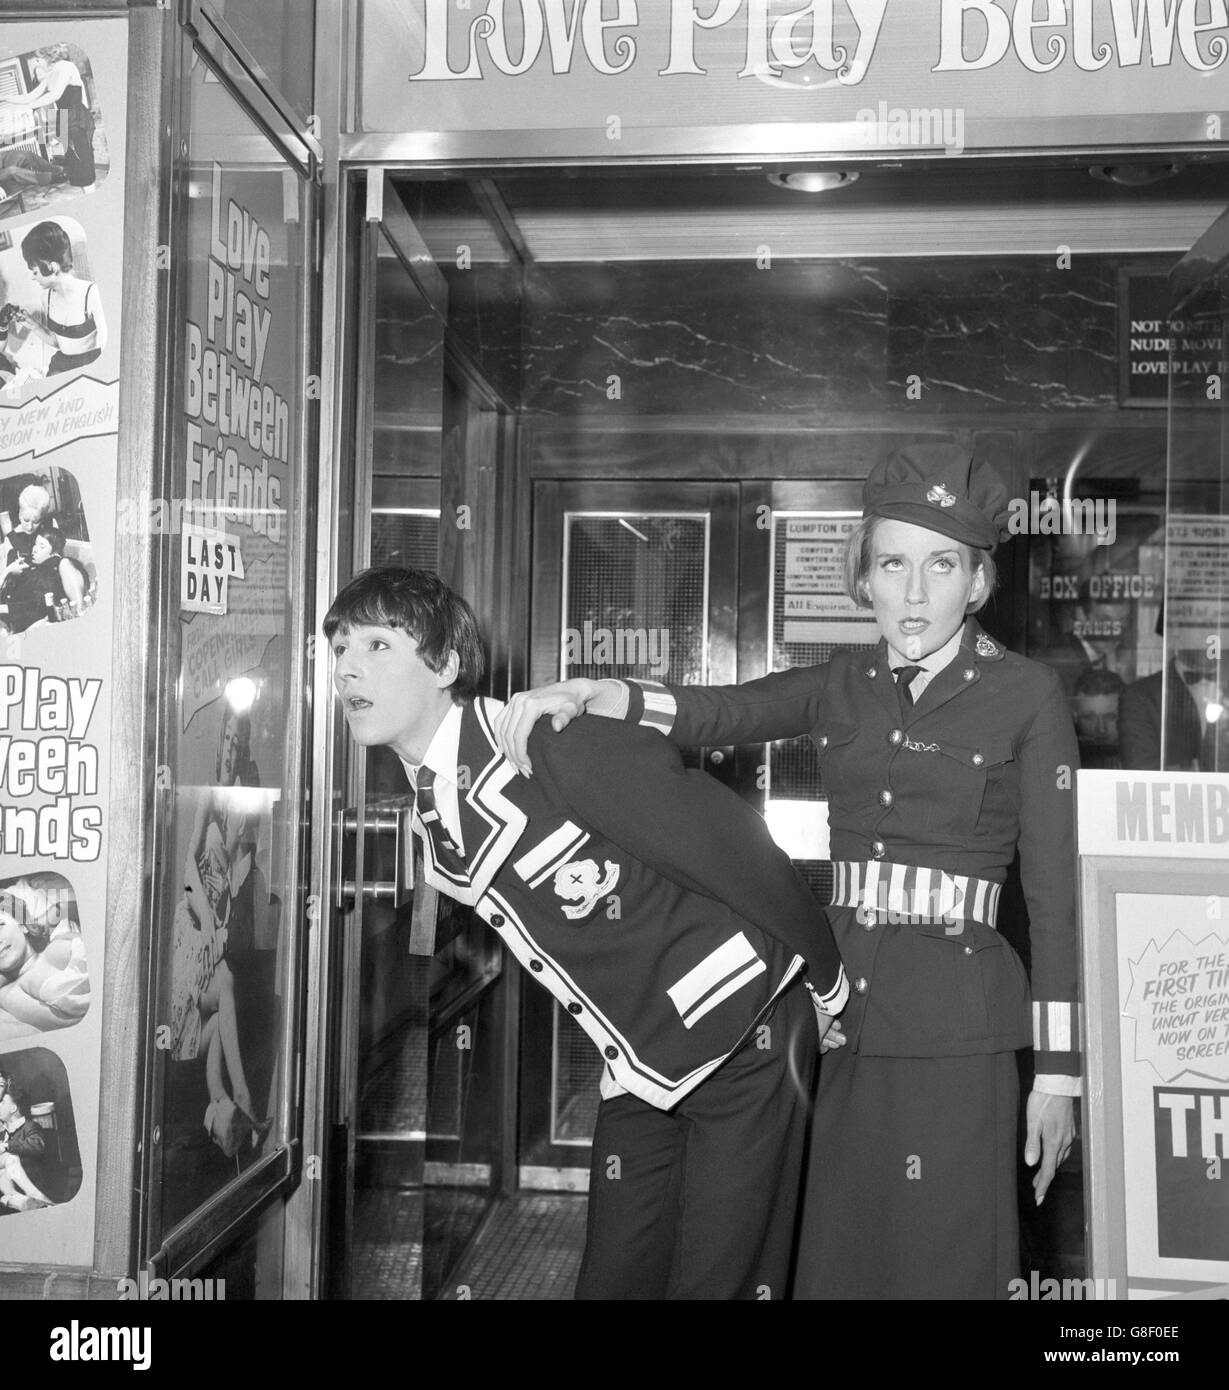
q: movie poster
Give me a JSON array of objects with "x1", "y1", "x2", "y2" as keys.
[
  {"x1": 1080, "y1": 771, "x2": 1229, "y2": 1298},
  {"x1": 1117, "y1": 892, "x2": 1229, "y2": 1289},
  {"x1": 0, "y1": 16, "x2": 125, "y2": 1265}
]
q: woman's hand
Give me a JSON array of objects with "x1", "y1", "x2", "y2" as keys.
[
  {"x1": 807, "y1": 983, "x2": 847, "y2": 1050},
  {"x1": 1024, "y1": 1090, "x2": 1076, "y2": 1205},
  {"x1": 493, "y1": 679, "x2": 613, "y2": 776}
]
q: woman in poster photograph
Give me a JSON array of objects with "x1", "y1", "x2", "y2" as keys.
[
  {"x1": 169, "y1": 705, "x2": 270, "y2": 1162},
  {"x1": 0, "y1": 876, "x2": 90, "y2": 1041},
  {"x1": 0, "y1": 475, "x2": 97, "y2": 632},
  {"x1": 0, "y1": 1076, "x2": 56, "y2": 1212},
  {"x1": 0, "y1": 219, "x2": 106, "y2": 394},
  {"x1": 0, "y1": 43, "x2": 98, "y2": 193}
]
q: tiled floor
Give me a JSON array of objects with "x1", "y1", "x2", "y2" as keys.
[
  {"x1": 351, "y1": 1175, "x2": 1083, "y2": 1300},
  {"x1": 350, "y1": 1188, "x2": 424, "y2": 1300},
  {"x1": 441, "y1": 1194, "x2": 587, "y2": 1301}
]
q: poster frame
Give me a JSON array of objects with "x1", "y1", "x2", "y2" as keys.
[
  {"x1": 135, "y1": 16, "x2": 319, "y2": 1282},
  {"x1": 1081, "y1": 849, "x2": 1229, "y2": 1299}
]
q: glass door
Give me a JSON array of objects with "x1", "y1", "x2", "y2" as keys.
[
  {"x1": 1164, "y1": 208, "x2": 1229, "y2": 773},
  {"x1": 522, "y1": 480, "x2": 739, "y2": 1176},
  {"x1": 139, "y1": 19, "x2": 316, "y2": 1290},
  {"x1": 522, "y1": 477, "x2": 872, "y2": 1175},
  {"x1": 325, "y1": 179, "x2": 507, "y2": 1299}
]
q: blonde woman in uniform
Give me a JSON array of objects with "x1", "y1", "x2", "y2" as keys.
[{"x1": 495, "y1": 446, "x2": 1079, "y2": 1300}]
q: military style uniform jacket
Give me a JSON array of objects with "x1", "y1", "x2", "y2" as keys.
[
  {"x1": 413, "y1": 697, "x2": 848, "y2": 1110},
  {"x1": 619, "y1": 619, "x2": 1080, "y2": 1079}
]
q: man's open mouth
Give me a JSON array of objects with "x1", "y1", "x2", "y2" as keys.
[{"x1": 346, "y1": 697, "x2": 372, "y2": 711}]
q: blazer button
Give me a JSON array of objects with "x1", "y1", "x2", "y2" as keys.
[
  {"x1": 604, "y1": 1045, "x2": 619, "y2": 1060},
  {"x1": 490, "y1": 913, "x2": 506, "y2": 927},
  {"x1": 854, "y1": 977, "x2": 869, "y2": 995},
  {"x1": 963, "y1": 668, "x2": 976, "y2": 681},
  {"x1": 871, "y1": 840, "x2": 886, "y2": 858},
  {"x1": 863, "y1": 911, "x2": 877, "y2": 930},
  {"x1": 972, "y1": 753, "x2": 984, "y2": 767},
  {"x1": 530, "y1": 959, "x2": 543, "y2": 972},
  {"x1": 568, "y1": 1002, "x2": 583, "y2": 1015},
  {"x1": 817, "y1": 735, "x2": 828, "y2": 749},
  {"x1": 888, "y1": 729, "x2": 903, "y2": 745},
  {"x1": 879, "y1": 789, "x2": 893, "y2": 807},
  {"x1": 963, "y1": 946, "x2": 974, "y2": 956},
  {"x1": 866, "y1": 666, "x2": 878, "y2": 679}
]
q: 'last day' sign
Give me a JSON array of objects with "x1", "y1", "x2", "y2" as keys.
[{"x1": 180, "y1": 523, "x2": 244, "y2": 615}]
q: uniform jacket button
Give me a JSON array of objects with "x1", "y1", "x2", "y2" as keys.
[
  {"x1": 854, "y1": 977, "x2": 869, "y2": 995},
  {"x1": 863, "y1": 911, "x2": 877, "y2": 930},
  {"x1": 889, "y1": 729, "x2": 903, "y2": 745},
  {"x1": 879, "y1": 789, "x2": 893, "y2": 807},
  {"x1": 490, "y1": 912, "x2": 505, "y2": 927},
  {"x1": 867, "y1": 666, "x2": 878, "y2": 679},
  {"x1": 871, "y1": 840, "x2": 886, "y2": 858},
  {"x1": 972, "y1": 753, "x2": 984, "y2": 767},
  {"x1": 530, "y1": 959, "x2": 543, "y2": 972},
  {"x1": 817, "y1": 735, "x2": 828, "y2": 749},
  {"x1": 604, "y1": 1045, "x2": 619, "y2": 1059},
  {"x1": 568, "y1": 1002, "x2": 583, "y2": 1015},
  {"x1": 963, "y1": 668, "x2": 976, "y2": 681},
  {"x1": 963, "y1": 946, "x2": 974, "y2": 956}
]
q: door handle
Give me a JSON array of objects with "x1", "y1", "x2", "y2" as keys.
[{"x1": 335, "y1": 801, "x2": 415, "y2": 911}]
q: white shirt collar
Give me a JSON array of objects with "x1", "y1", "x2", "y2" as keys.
[
  {"x1": 886, "y1": 621, "x2": 966, "y2": 678},
  {"x1": 399, "y1": 701, "x2": 464, "y2": 790}
]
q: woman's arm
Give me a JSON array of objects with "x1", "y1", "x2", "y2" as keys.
[
  {"x1": 493, "y1": 678, "x2": 625, "y2": 774},
  {"x1": 58, "y1": 556, "x2": 86, "y2": 605},
  {"x1": 1016, "y1": 667, "x2": 1081, "y2": 1202},
  {"x1": 183, "y1": 804, "x2": 218, "y2": 948},
  {"x1": 0, "y1": 76, "x2": 55, "y2": 109},
  {"x1": 496, "y1": 664, "x2": 830, "y2": 775},
  {"x1": 85, "y1": 283, "x2": 107, "y2": 352},
  {"x1": 0, "y1": 975, "x2": 74, "y2": 1030}
]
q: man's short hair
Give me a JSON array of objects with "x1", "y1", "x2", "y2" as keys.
[
  {"x1": 1073, "y1": 667, "x2": 1125, "y2": 699},
  {"x1": 323, "y1": 566, "x2": 486, "y2": 702}
]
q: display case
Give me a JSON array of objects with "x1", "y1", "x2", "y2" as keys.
[{"x1": 1161, "y1": 210, "x2": 1229, "y2": 775}]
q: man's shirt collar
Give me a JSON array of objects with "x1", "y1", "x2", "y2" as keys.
[{"x1": 400, "y1": 701, "x2": 464, "y2": 790}]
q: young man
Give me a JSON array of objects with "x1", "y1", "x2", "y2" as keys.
[{"x1": 325, "y1": 566, "x2": 847, "y2": 1300}]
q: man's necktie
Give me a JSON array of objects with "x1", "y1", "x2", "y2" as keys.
[
  {"x1": 415, "y1": 767, "x2": 467, "y2": 878},
  {"x1": 892, "y1": 665, "x2": 925, "y2": 707}
]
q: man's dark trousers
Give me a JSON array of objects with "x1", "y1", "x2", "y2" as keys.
[{"x1": 575, "y1": 981, "x2": 816, "y2": 1300}]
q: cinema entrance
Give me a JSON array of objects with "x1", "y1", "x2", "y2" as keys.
[{"x1": 311, "y1": 139, "x2": 1229, "y2": 1295}]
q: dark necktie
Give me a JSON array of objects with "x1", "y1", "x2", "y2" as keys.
[
  {"x1": 415, "y1": 767, "x2": 467, "y2": 878},
  {"x1": 892, "y1": 665, "x2": 925, "y2": 707}
]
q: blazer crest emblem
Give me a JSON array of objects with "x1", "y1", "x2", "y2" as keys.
[{"x1": 553, "y1": 858, "x2": 620, "y2": 920}]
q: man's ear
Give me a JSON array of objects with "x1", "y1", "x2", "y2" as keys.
[{"x1": 437, "y1": 649, "x2": 460, "y2": 688}]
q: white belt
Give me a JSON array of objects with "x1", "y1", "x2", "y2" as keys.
[{"x1": 830, "y1": 860, "x2": 1001, "y2": 928}]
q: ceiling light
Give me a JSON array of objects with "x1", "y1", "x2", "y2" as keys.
[
  {"x1": 1089, "y1": 163, "x2": 1182, "y2": 187},
  {"x1": 768, "y1": 170, "x2": 859, "y2": 193}
]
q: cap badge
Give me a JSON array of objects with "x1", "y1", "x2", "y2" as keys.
[
  {"x1": 975, "y1": 633, "x2": 998, "y2": 658},
  {"x1": 926, "y1": 483, "x2": 958, "y2": 508}
]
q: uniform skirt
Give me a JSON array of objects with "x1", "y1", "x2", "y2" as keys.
[{"x1": 793, "y1": 1026, "x2": 1020, "y2": 1299}]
